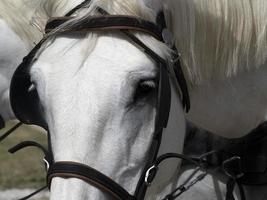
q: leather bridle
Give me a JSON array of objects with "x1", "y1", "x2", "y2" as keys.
[
  {"x1": 2, "y1": 1, "x2": 260, "y2": 200},
  {"x1": 43, "y1": 12, "x2": 188, "y2": 200}
]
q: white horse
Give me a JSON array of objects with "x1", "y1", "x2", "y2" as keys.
[
  {"x1": 1, "y1": 0, "x2": 187, "y2": 199},
  {"x1": 1, "y1": 0, "x2": 267, "y2": 199}
]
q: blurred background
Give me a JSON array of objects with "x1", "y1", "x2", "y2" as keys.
[{"x1": 0, "y1": 121, "x2": 48, "y2": 200}]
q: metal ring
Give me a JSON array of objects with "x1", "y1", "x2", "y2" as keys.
[
  {"x1": 222, "y1": 156, "x2": 244, "y2": 179},
  {"x1": 145, "y1": 165, "x2": 158, "y2": 186},
  {"x1": 43, "y1": 158, "x2": 50, "y2": 171}
]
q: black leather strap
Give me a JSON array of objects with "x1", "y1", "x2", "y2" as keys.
[
  {"x1": 133, "y1": 63, "x2": 171, "y2": 199},
  {"x1": 155, "y1": 63, "x2": 171, "y2": 130},
  {"x1": 45, "y1": 15, "x2": 163, "y2": 40},
  {"x1": 156, "y1": 11, "x2": 190, "y2": 112},
  {"x1": 47, "y1": 161, "x2": 135, "y2": 200},
  {"x1": 172, "y1": 48, "x2": 190, "y2": 112},
  {"x1": 0, "y1": 122, "x2": 22, "y2": 142},
  {"x1": 8, "y1": 140, "x2": 51, "y2": 163},
  {"x1": 17, "y1": 186, "x2": 47, "y2": 200}
]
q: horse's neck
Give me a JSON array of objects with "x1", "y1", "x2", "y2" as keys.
[
  {"x1": 187, "y1": 63, "x2": 267, "y2": 138},
  {"x1": 0, "y1": 19, "x2": 28, "y2": 121}
]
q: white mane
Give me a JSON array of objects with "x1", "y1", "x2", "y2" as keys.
[
  {"x1": 0, "y1": 0, "x2": 46, "y2": 48},
  {"x1": 0, "y1": 0, "x2": 160, "y2": 48},
  {"x1": 164, "y1": 0, "x2": 267, "y2": 85},
  {"x1": 2, "y1": 0, "x2": 267, "y2": 86},
  {"x1": 43, "y1": 0, "x2": 155, "y2": 19}
]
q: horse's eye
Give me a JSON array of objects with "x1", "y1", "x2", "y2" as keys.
[{"x1": 134, "y1": 80, "x2": 156, "y2": 101}]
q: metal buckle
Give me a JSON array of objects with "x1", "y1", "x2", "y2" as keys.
[
  {"x1": 43, "y1": 158, "x2": 50, "y2": 171},
  {"x1": 145, "y1": 165, "x2": 158, "y2": 186},
  {"x1": 222, "y1": 156, "x2": 244, "y2": 179}
]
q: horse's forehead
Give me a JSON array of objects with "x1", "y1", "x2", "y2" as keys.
[{"x1": 33, "y1": 34, "x2": 157, "y2": 80}]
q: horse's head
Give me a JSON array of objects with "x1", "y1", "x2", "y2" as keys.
[{"x1": 9, "y1": 0, "x2": 187, "y2": 199}]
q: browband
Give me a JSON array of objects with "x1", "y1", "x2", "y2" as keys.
[{"x1": 45, "y1": 15, "x2": 163, "y2": 41}]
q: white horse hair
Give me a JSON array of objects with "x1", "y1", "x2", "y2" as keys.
[
  {"x1": 152, "y1": 0, "x2": 267, "y2": 138},
  {"x1": 0, "y1": 0, "x2": 45, "y2": 48},
  {"x1": 163, "y1": 0, "x2": 267, "y2": 85}
]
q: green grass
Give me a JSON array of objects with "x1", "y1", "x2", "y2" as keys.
[{"x1": 0, "y1": 121, "x2": 47, "y2": 189}]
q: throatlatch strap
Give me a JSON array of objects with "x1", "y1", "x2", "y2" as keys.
[{"x1": 47, "y1": 161, "x2": 135, "y2": 200}]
